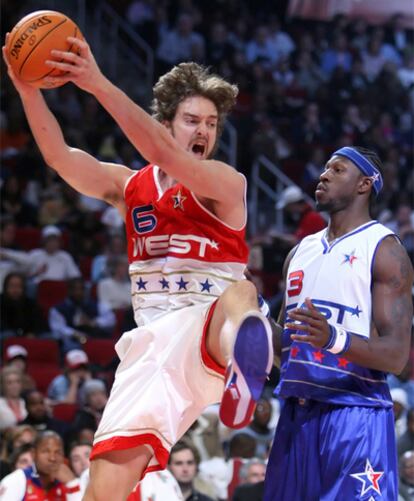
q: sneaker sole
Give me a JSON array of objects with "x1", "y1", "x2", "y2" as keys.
[{"x1": 219, "y1": 312, "x2": 273, "y2": 428}]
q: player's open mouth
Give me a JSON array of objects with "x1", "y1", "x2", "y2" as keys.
[{"x1": 191, "y1": 143, "x2": 206, "y2": 157}]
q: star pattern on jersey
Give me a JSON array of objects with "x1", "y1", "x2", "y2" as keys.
[
  {"x1": 159, "y1": 278, "x2": 169, "y2": 290},
  {"x1": 351, "y1": 305, "x2": 362, "y2": 317},
  {"x1": 136, "y1": 277, "x2": 148, "y2": 290},
  {"x1": 290, "y1": 346, "x2": 300, "y2": 358},
  {"x1": 350, "y1": 459, "x2": 384, "y2": 496},
  {"x1": 337, "y1": 357, "x2": 350, "y2": 368},
  {"x1": 172, "y1": 189, "x2": 187, "y2": 210},
  {"x1": 342, "y1": 249, "x2": 358, "y2": 266},
  {"x1": 313, "y1": 350, "x2": 325, "y2": 363},
  {"x1": 176, "y1": 277, "x2": 189, "y2": 290},
  {"x1": 200, "y1": 279, "x2": 213, "y2": 292},
  {"x1": 210, "y1": 240, "x2": 219, "y2": 250}
]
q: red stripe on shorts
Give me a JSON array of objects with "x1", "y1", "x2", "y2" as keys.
[
  {"x1": 90, "y1": 433, "x2": 170, "y2": 480},
  {"x1": 200, "y1": 300, "x2": 226, "y2": 376}
]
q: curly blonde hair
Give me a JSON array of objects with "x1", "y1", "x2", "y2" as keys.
[{"x1": 151, "y1": 62, "x2": 238, "y2": 139}]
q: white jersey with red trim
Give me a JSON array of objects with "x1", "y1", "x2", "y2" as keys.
[{"x1": 124, "y1": 165, "x2": 248, "y2": 326}]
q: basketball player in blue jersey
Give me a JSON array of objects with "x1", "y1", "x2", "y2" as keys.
[
  {"x1": 3, "y1": 36, "x2": 273, "y2": 501},
  {"x1": 264, "y1": 146, "x2": 414, "y2": 500}
]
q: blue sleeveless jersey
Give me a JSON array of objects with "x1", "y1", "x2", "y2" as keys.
[{"x1": 275, "y1": 221, "x2": 396, "y2": 408}]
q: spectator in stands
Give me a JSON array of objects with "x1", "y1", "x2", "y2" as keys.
[
  {"x1": 320, "y1": 32, "x2": 352, "y2": 76},
  {"x1": 294, "y1": 102, "x2": 329, "y2": 146},
  {"x1": 0, "y1": 216, "x2": 21, "y2": 292},
  {"x1": 246, "y1": 25, "x2": 278, "y2": 69},
  {"x1": 0, "y1": 225, "x2": 81, "y2": 285},
  {"x1": 385, "y1": 13, "x2": 413, "y2": 54},
  {"x1": 49, "y1": 277, "x2": 115, "y2": 352},
  {"x1": 235, "y1": 397, "x2": 275, "y2": 458},
  {"x1": 267, "y1": 15, "x2": 296, "y2": 58},
  {"x1": 182, "y1": 410, "x2": 224, "y2": 462},
  {"x1": 156, "y1": 12, "x2": 205, "y2": 71},
  {"x1": 386, "y1": 203, "x2": 414, "y2": 264},
  {"x1": 97, "y1": 256, "x2": 131, "y2": 310},
  {"x1": 232, "y1": 458, "x2": 266, "y2": 501},
  {"x1": 68, "y1": 442, "x2": 92, "y2": 478},
  {"x1": 0, "y1": 425, "x2": 37, "y2": 467},
  {"x1": 0, "y1": 175, "x2": 37, "y2": 226},
  {"x1": 391, "y1": 388, "x2": 409, "y2": 440},
  {"x1": 398, "y1": 409, "x2": 414, "y2": 457},
  {"x1": 71, "y1": 379, "x2": 108, "y2": 434},
  {"x1": 21, "y1": 389, "x2": 69, "y2": 437},
  {"x1": 399, "y1": 450, "x2": 414, "y2": 501},
  {"x1": 272, "y1": 185, "x2": 326, "y2": 245},
  {"x1": 0, "y1": 367, "x2": 27, "y2": 430},
  {"x1": 8, "y1": 443, "x2": 34, "y2": 472},
  {"x1": 4, "y1": 344, "x2": 36, "y2": 392},
  {"x1": 47, "y1": 349, "x2": 92, "y2": 404},
  {"x1": 91, "y1": 234, "x2": 126, "y2": 283},
  {"x1": 168, "y1": 441, "x2": 215, "y2": 501},
  {"x1": 0, "y1": 430, "x2": 82, "y2": 500},
  {"x1": 294, "y1": 50, "x2": 325, "y2": 98},
  {"x1": 205, "y1": 22, "x2": 234, "y2": 71},
  {"x1": 397, "y1": 51, "x2": 414, "y2": 90},
  {"x1": 362, "y1": 35, "x2": 389, "y2": 82},
  {"x1": 0, "y1": 272, "x2": 48, "y2": 339},
  {"x1": 198, "y1": 433, "x2": 257, "y2": 500},
  {"x1": 388, "y1": 358, "x2": 414, "y2": 409},
  {"x1": 302, "y1": 147, "x2": 326, "y2": 195}
]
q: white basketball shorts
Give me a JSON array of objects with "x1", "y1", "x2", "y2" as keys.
[{"x1": 90, "y1": 301, "x2": 225, "y2": 478}]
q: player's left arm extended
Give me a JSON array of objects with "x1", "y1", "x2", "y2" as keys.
[{"x1": 288, "y1": 236, "x2": 413, "y2": 374}]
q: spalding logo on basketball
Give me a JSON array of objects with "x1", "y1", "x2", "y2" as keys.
[{"x1": 6, "y1": 10, "x2": 84, "y2": 88}]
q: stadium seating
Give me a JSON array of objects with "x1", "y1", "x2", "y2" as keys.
[
  {"x1": 3, "y1": 337, "x2": 60, "y2": 366},
  {"x1": 37, "y1": 280, "x2": 68, "y2": 317},
  {"x1": 52, "y1": 403, "x2": 79, "y2": 423}
]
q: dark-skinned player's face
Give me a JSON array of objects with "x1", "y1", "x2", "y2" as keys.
[{"x1": 315, "y1": 156, "x2": 368, "y2": 213}]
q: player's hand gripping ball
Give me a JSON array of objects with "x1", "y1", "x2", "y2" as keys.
[{"x1": 5, "y1": 10, "x2": 83, "y2": 88}]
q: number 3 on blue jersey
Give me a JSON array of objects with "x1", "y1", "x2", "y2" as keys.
[
  {"x1": 287, "y1": 270, "x2": 304, "y2": 297},
  {"x1": 132, "y1": 204, "x2": 158, "y2": 234}
]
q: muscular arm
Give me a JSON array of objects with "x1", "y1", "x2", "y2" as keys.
[
  {"x1": 2, "y1": 42, "x2": 132, "y2": 210},
  {"x1": 43, "y1": 39, "x2": 245, "y2": 206},
  {"x1": 289, "y1": 236, "x2": 413, "y2": 374},
  {"x1": 18, "y1": 90, "x2": 132, "y2": 208},
  {"x1": 347, "y1": 236, "x2": 413, "y2": 374}
]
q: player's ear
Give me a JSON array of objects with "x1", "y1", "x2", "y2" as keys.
[
  {"x1": 358, "y1": 176, "x2": 373, "y2": 195},
  {"x1": 162, "y1": 120, "x2": 172, "y2": 132}
]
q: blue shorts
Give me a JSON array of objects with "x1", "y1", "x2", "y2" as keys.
[{"x1": 264, "y1": 399, "x2": 398, "y2": 501}]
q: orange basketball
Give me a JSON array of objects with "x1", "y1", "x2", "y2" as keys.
[{"x1": 6, "y1": 10, "x2": 83, "y2": 89}]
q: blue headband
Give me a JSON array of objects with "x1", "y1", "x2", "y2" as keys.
[{"x1": 331, "y1": 147, "x2": 383, "y2": 195}]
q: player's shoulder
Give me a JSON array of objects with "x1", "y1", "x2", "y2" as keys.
[
  {"x1": 373, "y1": 234, "x2": 413, "y2": 283},
  {"x1": 124, "y1": 164, "x2": 153, "y2": 191}
]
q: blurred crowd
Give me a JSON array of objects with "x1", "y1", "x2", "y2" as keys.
[{"x1": 0, "y1": 0, "x2": 413, "y2": 499}]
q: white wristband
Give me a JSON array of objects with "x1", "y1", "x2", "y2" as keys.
[{"x1": 327, "y1": 326, "x2": 348, "y2": 354}]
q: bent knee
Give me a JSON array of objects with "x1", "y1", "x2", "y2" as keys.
[{"x1": 223, "y1": 279, "x2": 258, "y2": 302}]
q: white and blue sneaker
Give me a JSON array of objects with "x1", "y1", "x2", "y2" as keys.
[{"x1": 219, "y1": 311, "x2": 273, "y2": 429}]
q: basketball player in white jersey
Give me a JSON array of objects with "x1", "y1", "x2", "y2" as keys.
[
  {"x1": 3, "y1": 36, "x2": 273, "y2": 500},
  {"x1": 264, "y1": 146, "x2": 413, "y2": 500}
]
